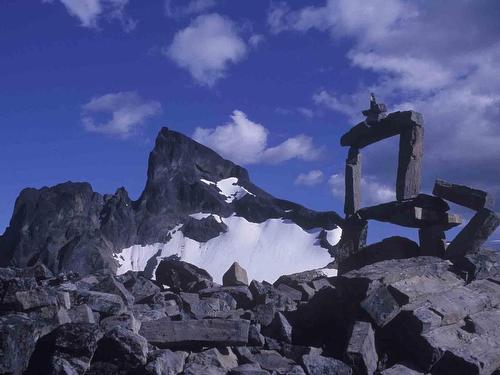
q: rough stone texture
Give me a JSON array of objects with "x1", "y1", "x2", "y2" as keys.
[
  {"x1": 144, "y1": 349, "x2": 188, "y2": 375},
  {"x1": 344, "y1": 147, "x2": 361, "y2": 216},
  {"x1": 346, "y1": 321, "x2": 378, "y2": 375},
  {"x1": 301, "y1": 354, "x2": 352, "y2": 375},
  {"x1": 155, "y1": 257, "x2": 213, "y2": 292},
  {"x1": 433, "y1": 179, "x2": 494, "y2": 211},
  {"x1": 360, "y1": 286, "x2": 401, "y2": 328},
  {"x1": 339, "y1": 236, "x2": 420, "y2": 274},
  {"x1": 223, "y1": 262, "x2": 249, "y2": 287},
  {"x1": 380, "y1": 364, "x2": 423, "y2": 374},
  {"x1": 139, "y1": 318, "x2": 250, "y2": 348},
  {"x1": 397, "y1": 124, "x2": 423, "y2": 200},
  {"x1": 263, "y1": 312, "x2": 293, "y2": 344},
  {"x1": 91, "y1": 326, "x2": 149, "y2": 371},
  {"x1": 331, "y1": 215, "x2": 368, "y2": 261},
  {"x1": 184, "y1": 347, "x2": 238, "y2": 375},
  {"x1": 0, "y1": 127, "x2": 341, "y2": 275},
  {"x1": 0, "y1": 313, "x2": 37, "y2": 375},
  {"x1": 340, "y1": 110, "x2": 423, "y2": 149},
  {"x1": 446, "y1": 208, "x2": 500, "y2": 258},
  {"x1": 418, "y1": 225, "x2": 447, "y2": 257},
  {"x1": 356, "y1": 195, "x2": 458, "y2": 229}
]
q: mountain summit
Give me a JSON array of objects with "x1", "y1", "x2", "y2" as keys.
[{"x1": 0, "y1": 128, "x2": 342, "y2": 282}]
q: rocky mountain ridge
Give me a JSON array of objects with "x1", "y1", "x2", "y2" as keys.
[{"x1": 0, "y1": 128, "x2": 342, "y2": 278}]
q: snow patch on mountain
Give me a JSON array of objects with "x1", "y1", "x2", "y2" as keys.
[
  {"x1": 114, "y1": 214, "x2": 341, "y2": 283},
  {"x1": 201, "y1": 177, "x2": 255, "y2": 203}
]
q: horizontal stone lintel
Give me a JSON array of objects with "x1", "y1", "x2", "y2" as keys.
[
  {"x1": 357, "y1": 199, "x2": 461, "y2": 229},
  {"x1": 341, "y1": 110, "x2": 423, "y2": 149}
]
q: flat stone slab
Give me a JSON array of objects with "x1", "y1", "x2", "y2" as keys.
[
  {"x1": 357, "y1": 197, "x2": 460, "y2": 229},
  {"x1": 340, "y1": 110, "x2": 423, "y2": 149},
  {"x1": 446, "y1": 208, "x2": 500, "y2": 258},
  {"x1": 433, "y1": 179, "x2": 494, "y2": 211},
  {"x1": 139, "y1": 318, "x2": 250, "y2": 348}
]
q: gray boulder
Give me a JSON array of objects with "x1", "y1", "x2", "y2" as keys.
[
  {"x1": 139, "y1": 318, "x2": 250, "y2": 348},
  {"x1": 223, "y1": 262, "x2": 249, "y2": 286}
]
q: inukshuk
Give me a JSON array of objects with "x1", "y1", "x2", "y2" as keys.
[{"x1": 334, "y1": 94, "x2": 500, "y2": 272}]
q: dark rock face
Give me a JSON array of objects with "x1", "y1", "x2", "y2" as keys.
[
  {"x1": 433, "y1": 179, "x2": 495, "y2": 211},
  {"x1": 155, "y1": 257, "x2": 213, "y2": 292},
  {"x1": 344, "y1": 147, "x2": 361, "y2": 216},
  {"x1": 223, "y1": 262, "x2": 249, "y2": 287},
  {"x1": 0, "y1": 128, "x2": 342, "y2": 275},
  {"x1": 446, "y1": 208, "x2": 500, "y2": 258},
  {"x1": 2, "y1": 251, "x2": 500, "y2": 374}
]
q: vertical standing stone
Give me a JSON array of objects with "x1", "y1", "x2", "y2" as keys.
[
  {"x1": 446, "y1": 208, "x2": 500, "y2": 258},
  {"x1": 346, "y1": 321, "x2": 378, "y2": 375},
  {"x1": 344, "y1": 147, "x2": 362, "y2": 216},
  {"x1": 397, "y1": 124, "x2": 423, "y2": 200},
  {"x1": 419, "y1": 225, "x2": 447, "y2": 257},
  {"x1": 333, "y1": 215, "x2": 368, "y2": 267}
]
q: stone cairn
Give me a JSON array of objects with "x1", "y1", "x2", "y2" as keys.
[{"x1": 334, "y1": 94, "x2": 500, "y2": 272}]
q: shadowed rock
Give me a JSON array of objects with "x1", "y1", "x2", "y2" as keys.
[
  {"x1": 139, "y1": 318, "x2": 250, "y2": 348},
  {"x1": 433, "y1": 179, "x2": 494, "y2": 211},
  {"x1": 344, "y1": 147, "x2": 361, "y2": 216},
  {"x1": 223, "y1": 262, "x2": 249, "y2": 287},
  {"x1": 396, "y1": 124, "x2": 423, "y2": 200},
  {"x1": 346, "y1": 321, "x2": 378, "y2": 375},
  {"x1": 446, "y1": 208, "x2": 500, "y2": 258},
  {"x1": 155, "y1": 257, "x2": 213, "y2": 292}
]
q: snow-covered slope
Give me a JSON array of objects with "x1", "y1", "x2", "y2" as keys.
[
  {"x1": 0, "y1": 127, "x2": 343, "y2": 277},
  {"x1": 114, "y1": 213, "x2": 341, "y2": 283}
]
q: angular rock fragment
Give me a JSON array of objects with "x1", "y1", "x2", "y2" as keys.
[
  {"x1": 339, "y1": 236, "x2": 419, "y2": 274},
  {"x1": 446, "y1": 208, "x2": 500, "y2": 258},
  {"x1": 184, "y1": 347, "x2": 238, "y2": 375},
  {"x1": 418, "y1": 225, "x2": 447, "y2": 257},
  {"x1": 380, "y1": 364, "x2": 423, "y2": 375},
  {"x1": 68, "y1": 304, "x2": 95, "y2": 324},
  {"x1": 396, "y1": 124, "x2": 423, "y2": 200},
  {"x1": 91, "y1": 275, "x2": 134, "y2": 306},
  {"x1": 332, "y1": 215, "x2": 368, "y2": 262},
  {"x1": 155, "y1": 257, "x2": 213, "y2": 291},
  {"x1": 433, "y1": 179, "x2": 494, "y2": 211},
  {"x1": 263, "y1": 312, "x2": 293, "y2": 344},
  {"x1": 252, "y1": 350, "x2": 303, "y2": 374},
  {"x1": 346, "y1": 321, "x2": 378, "y2": 375},
  {"x1": 301, "y1": 354, "x2": 352, "y2": 375},
  {"x1": 70, "y1": 290, "x2": 126, "y2": 317},
  {"x1": 229, "y1": 363, "x2": 269, "y2": 374},
  {"x1": 139, "y1": 318, "x2": 250, "y2": 348},
  {"x1": 344, "y1": 147, "x2": 361, "y2": 216},
  {"x1": 360, "y1": 286, "x2": 401, "y2": 328},
  {"x1": 119, "y1": 271, "x2": 161, "y2": 303},
  {"x1": 223, "y1": 262, "x2": 249, "y2": 286},
  {"x1": 100, "y1": 312, "x2": 141, "y2": 333},
  {"x1": 0, "y1": 313, "x2": 37, "y2": 375},
  {"x1": 91, "y1": 326, "x2": 149, "y2": 370},
  {"x1": 26, "y1": 322, "x2": 103, "y2": 375},
  {"x1": 144, "y1": 349, "x2": 187, "y2": 375}
]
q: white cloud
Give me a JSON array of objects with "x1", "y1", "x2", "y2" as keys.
[
  {"x1": 249, "y1": 34, "x2": 265, "y2": 48},
  {"x1": 164, "y1": 0, "x2": 216, "y2": 18},
  {"x1": 82, "y1": 91, "x2": 162, "y2": 138},
  {"x1": 193, "y1": 110, "x2": 322, "y2": 165},
  {"x1": 43, "y1": 0, "x2": 136, "y2": 31},
  {"x1": 166, "y1": 13, "x2": 247, "y2": 86},
  {"x1": 276, "y1": 0, "x2": 500, "y2": 205},
  {"x1": 329, "y1": 174, "x2": 395, "y2": 207},
  {"x1": 295, "y1": 170, "x2": 324, "y2": 186}
]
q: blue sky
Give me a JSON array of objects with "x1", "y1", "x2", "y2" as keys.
[{"x1": 1, "y1": 0, "x2": 499, "y2": 244}]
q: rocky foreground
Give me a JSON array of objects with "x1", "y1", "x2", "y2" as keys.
[{"x1": 2, "y1": 247, "x2": 500, "y2": 375}]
